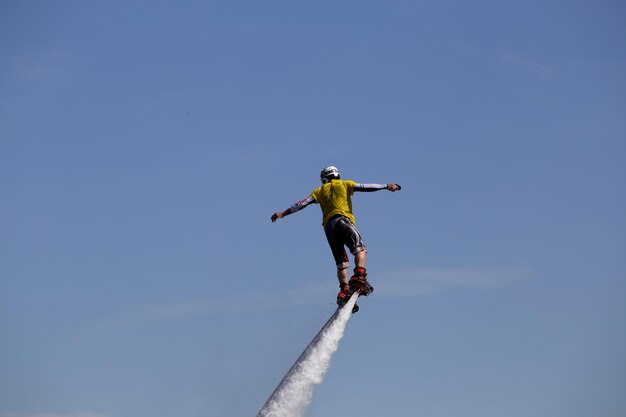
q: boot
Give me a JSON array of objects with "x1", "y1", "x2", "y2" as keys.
[
  {"x1": 349, "y1": 267, "x2": 374, "y2": 296},
  {"x1": 336, "y1": 283, "x2": 352, "y2": 307},
  {"x1": 337, "y1": 283, "x2": 360, "y2": 313}
]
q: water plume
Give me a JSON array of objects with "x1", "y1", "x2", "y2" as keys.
[{"x1": 256, "y1": 293, "x2": 359, "y2": 417}]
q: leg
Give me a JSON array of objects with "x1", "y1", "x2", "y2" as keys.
[
  {"x1": 325, "y1": 217, "x2": 364, "y2": 311},
  {"x1": 325, "y1": 225, "x2": 352, "y2": 303},
  {"x1": 336, "y1": 265, "x2": 353, "y2": 308},
  {"x1": 330, "y1": 218, "x2": 372, "y2": 295},
  {"x1": 324, "y1": 218, "x2": 350, "y2": 286},
  {"x1": 349, "y1": 248, "x2": 373, "y2": 296},
  {"x1": 354, "y1": 249, "x2": 366, "y2": 269},
  {"x1": 337, "y1": 266, "x2": 349, "y2": 286}
]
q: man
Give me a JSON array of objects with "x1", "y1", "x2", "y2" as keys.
[{"x1": 271, "y1": 166, "x2": 401, "y2": 311}]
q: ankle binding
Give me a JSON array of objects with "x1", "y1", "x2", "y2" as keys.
[{"x1": 353, "y1": 267, "x2": 366, "y2": 276}]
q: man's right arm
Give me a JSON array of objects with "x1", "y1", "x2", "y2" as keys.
[{"x1": 354, "y1": 183, "x2": 401, "y2": 192}]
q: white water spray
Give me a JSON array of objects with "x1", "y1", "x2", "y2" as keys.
[{"x1": 256, "y1": 293, "x2": 359, "y2": 417}]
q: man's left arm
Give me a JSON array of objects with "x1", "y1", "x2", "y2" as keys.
[{"x1": 271, "y1": 195, "x2": 316, "y2": 222}]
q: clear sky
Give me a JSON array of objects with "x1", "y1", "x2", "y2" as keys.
[{"x1": 1, "y1": 1, "x2": 625, "y2": 417}]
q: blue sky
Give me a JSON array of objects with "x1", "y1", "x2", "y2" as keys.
[{"x1": 1, "y1": 1, "x2": 625, "y2": 416}]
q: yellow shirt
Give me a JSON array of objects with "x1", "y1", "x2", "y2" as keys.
[{"x1": 310, "y1": 179, "x2": 357, "y2": 225}]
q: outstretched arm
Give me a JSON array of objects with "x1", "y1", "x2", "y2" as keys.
[
  {"x1": 354, "y1": 183, "x2": 401, "y2": 192},
  {"x1": 271, "y1": 196, "x2": 315, "y2": 222}
]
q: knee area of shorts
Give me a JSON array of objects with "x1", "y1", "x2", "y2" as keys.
[
  {"x1": 336, "y1": 262, "x2": 350, "y2": 271},
  {"x1": 351, "y1": 246, "x2": 367, "y2": 256}
]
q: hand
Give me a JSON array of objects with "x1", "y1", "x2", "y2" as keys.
[
  {"x1": 271, "y1": 211, "x2": 284, "y2": 222},
  {"x1": 387, "y1": 183, "x2": 401, "y2": 192}
]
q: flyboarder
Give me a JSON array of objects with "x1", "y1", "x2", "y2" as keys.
[{"x1": 271, "y1": 166, "x2": 401, "y2": 310}]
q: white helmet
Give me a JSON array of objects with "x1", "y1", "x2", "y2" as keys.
[{"x1": 320, "y1": 166, "x2": 340, "y2": 183}]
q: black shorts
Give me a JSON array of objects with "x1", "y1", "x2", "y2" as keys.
[{"x1": 323, "y1": 215, "x2": 366, "y2": 269}]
